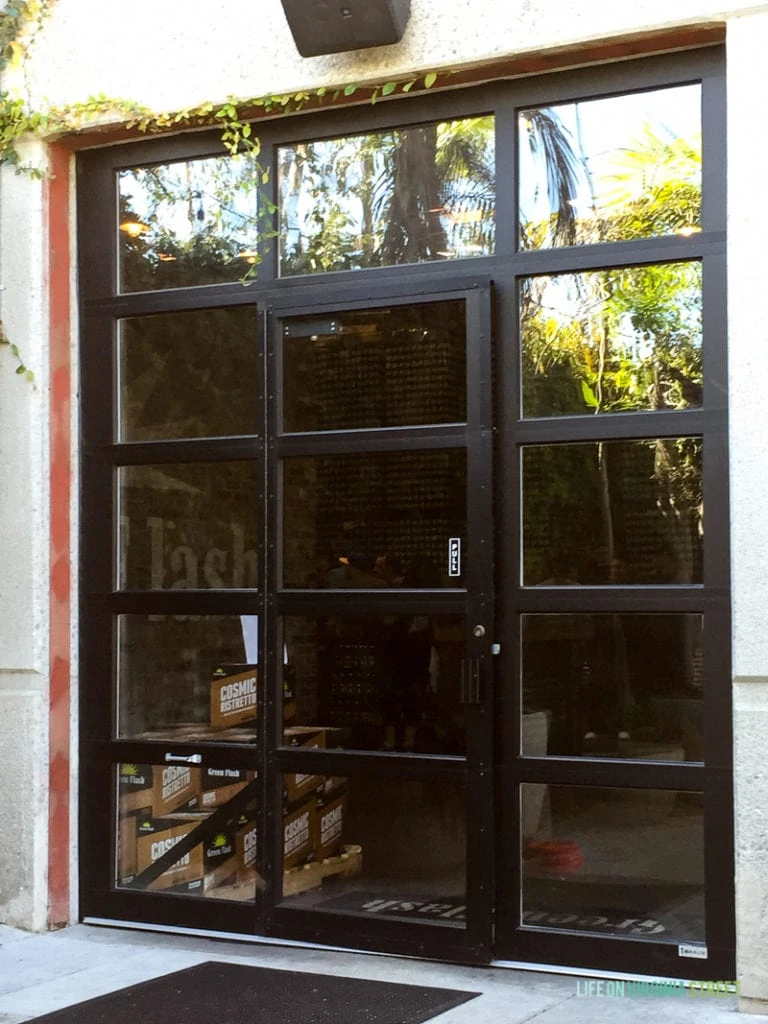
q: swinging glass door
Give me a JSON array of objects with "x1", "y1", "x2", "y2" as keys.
[{"x1": 78, "y1": 273, "x2": 496, "y2": 965}]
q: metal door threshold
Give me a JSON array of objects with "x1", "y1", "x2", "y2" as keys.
[{"x1": 84, "y1": 917, "x2": 722, "y2": 987}]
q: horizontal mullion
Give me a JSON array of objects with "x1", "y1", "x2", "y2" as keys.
[
  {"x1": 514, "y1": 587, "x2": 722, "y2": 613},
  {"x1": 265, "y1": 268, "x2": 492, "y2": 312},
  {"x1": 277, "y1": 588, "x2": 467, "y2": 616},
  {"x1": 82, "y1": 260, "x2": 498, "y2": 316},
  {"x1": 510, "y1": 232, "x2": 724, "y2": 276},
  {"x1": 275, "y1": 425, "x2": 467, "y2": 456},
  {"x1": 85, "y1": 591, "x2": 262, "y2": 614},
  {"x1": 272, "y1": 747, "x2": 467, "y2": 780},
  {"x1": 82, "y1": 281, "x2": 265, "y2": 317},
  {"x1": 513, "y1": 409, "x2": 718, "y2": 445},
  {"x1": 84, "y1": 438, "x2": 263, "y2": 464},
  {"x1": 86, "y1": 739, "x2": 260, "y2": 767},
  {"x1": 504, "y1": 757, "x2": 704, "y2": 790}
]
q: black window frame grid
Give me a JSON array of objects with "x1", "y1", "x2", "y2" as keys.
[{"x1": 77, "y1": 43, "x2": 731, "y2": 978}]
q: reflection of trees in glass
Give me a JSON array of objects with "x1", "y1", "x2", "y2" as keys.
[
  {"x1": 119, "y1": 154, "x2": 263, "y2": 291},
  {"x1": 120, "y1": 308, "x2": 258, "y2": 441},
  {"x1": 522, "y1": 439, "x2": 703, "y2": 587},
  {"x1": 279, "y1": 116, "x2": 495, "y2": 275},
  {"x1": 522, "y1": 262, "x2": 702, "y2": 417},
  {"x1": 519, "y1": 86, "x2": 701, "y2": 249}
]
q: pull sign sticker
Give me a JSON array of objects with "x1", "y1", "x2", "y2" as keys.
[
  {"x1": 448, "y1": 538, "x2": 462, "y2": 577},
  {"x1": 679, "y1": 944, "x2": 708, "y2": 959}
]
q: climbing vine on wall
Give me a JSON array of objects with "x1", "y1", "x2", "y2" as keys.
[{"x1": 0, "y1": 0, "x2": 443, "y2": 380}]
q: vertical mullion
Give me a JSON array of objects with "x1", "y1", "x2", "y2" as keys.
[
  {"x1": 77, "y1": 156, "x2": 117, "y2": 300},
  {"x1": 494, "y1": 92, "x2": 519, "y2": 259},
  {"x1": 465, "y1": 284, "x2": 496, "y2": 955},
  {"x1": 700, "y1": 63, "x2": 727, "y2": 237},
  {"x1": 256, "y1": 134, "x2": 278, "y2": 283},
  {"x1": 262, "y1": 300, "x2": 280, "y2": 932}
]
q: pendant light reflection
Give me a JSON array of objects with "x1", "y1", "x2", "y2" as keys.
[{"x1": 119, "y1": 219, "x2": 149, "y2": 239}]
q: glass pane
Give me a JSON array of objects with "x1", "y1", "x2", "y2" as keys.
[
  {"x1": 116, "y1": 761, "x2": 260, "y2": 901},
  {"x1": 282, "y1": 300, "x2": 466, "y2": 432},
  {"x1": 118, "y1": 462, "x2": 259, "y2": 590},
  {"x1": 279, "y1": 116, "x2": 495, "y2": 275},
  {"x1": 522, "y1": 439, "x2": 703, "y2": 585},
  {"x1": 119, "y1": 154, "x2": 260, "y2": 292},
  {"x1": 282, "y1": 450, "x2": 466, "y2": 589},
  {"x1": 118, "y1": 308, "x2": 258, "y2": 441},
  {"x1": 521, "y1": 784, "x2": 704, "y2": 942},
  {"x1": 522, "y1": 615, "x2": 703, "y2": 759},
  {"x1": 117, "y1": 615, "x2": 260, "y2": 739},
  {"x1": 282, "y1": 615, "x2": 467, "y2": 754},
  {"x1": 519, "y1": 85, "x2": 701, "y2": 250},
  {"x1": 521, "y1": 262, "x2": 702, "y2": 417},
  {"x1": 280, "y1": 774, "x2": 466, "y2": 929}
]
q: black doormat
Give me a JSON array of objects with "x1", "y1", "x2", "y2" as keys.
[{"x1": 27, "y1": 960, "x2": 480, "y2": 1024}]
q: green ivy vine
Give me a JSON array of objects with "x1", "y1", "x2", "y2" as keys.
[{"x1": 0, "y1": 1, "x2": 443, "y2": 380}]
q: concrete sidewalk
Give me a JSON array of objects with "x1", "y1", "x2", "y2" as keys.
[{"x1": 0, "y1": 923, "x2": 761, "y2": 1023}]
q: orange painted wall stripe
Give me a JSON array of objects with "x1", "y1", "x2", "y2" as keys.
[{"x1": 47, "y1": 142, "x2": 72, "y2": 926}]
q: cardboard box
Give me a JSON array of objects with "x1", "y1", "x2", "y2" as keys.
[
  {"x1": 236, "y1": 816, "x2": 259, "y2": 884},
  {"x1": 210, "y1": 664, "x2": 258, "y2": 729},
  {"x1": 319, "y1": 776, "x2": 347, "y2": 802},
  {"x1": 118, "y1": 763, "x2": 200, "y2": 819},
  {"x1": 132, "y1": 816, "x2": 202, "y2": 891},
  {"x1": 199, "y1": 767, "x2": 256, "y2": 810},
  {"x1": 283, "y1": 663, "x2": 296, "y2": 725},
  {"x1": 129, "y1": 812, "x2": 245, "y2": 895},
  {"x1": 314, "y1": 791, "x2": 347, "y2": 861},
  {"x1": 283, "y1": 727, "x2": 326, "y2": 804},
  {"x1": 283, "y1": 797, "x2": 316, "y2": 870},
  {"x1": 118, "y1": 812, "x2": 138, "y2": 882}
]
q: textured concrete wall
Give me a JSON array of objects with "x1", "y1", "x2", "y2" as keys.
[
  {"x1": 728, "y1": 12, "x2": 768, "y2": 1013},
  {"x1": 8, "y1": 0, "x2": 754, "y2": 114},
  {"x1": 0, "y1": 141, "x2": 50, "y2": 931}
]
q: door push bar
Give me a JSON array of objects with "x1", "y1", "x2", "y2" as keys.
[{"x1": 460, "y1": 657, "x2": 482, "y2": 704}]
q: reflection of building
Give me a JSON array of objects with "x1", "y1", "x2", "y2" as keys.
[{"x1": 0, "y1": 2, "x2": 766, "y2": 1012}]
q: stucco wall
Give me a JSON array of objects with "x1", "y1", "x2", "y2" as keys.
[
  {"x1": 5, "y1": 0, "x2": 754, "y2": 114},
  {"x1": 727, "y1": 11, "x2": 768, "y2": 1013},
  {"x1": 0, "y1": 141, "x2": 50, "y2": 931}
]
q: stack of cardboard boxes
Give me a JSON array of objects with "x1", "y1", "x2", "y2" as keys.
[
  {"x1": 118, "y1": 762, "x2": 258, "y2": 895},
  {"x1": 117, "y1": 666, "x2": 351, "y2": 897},
  {"x1": 282, "y1": 726, "x2": 348, "y2": 873}
]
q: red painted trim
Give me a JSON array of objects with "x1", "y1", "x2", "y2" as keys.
[{"x1": 47, "y1": 143, "x2": 72, "y2": 927}]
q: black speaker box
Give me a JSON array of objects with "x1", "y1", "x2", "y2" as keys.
[{"x1": 280, "y1": 0, "x2": 412, "y2": 58}]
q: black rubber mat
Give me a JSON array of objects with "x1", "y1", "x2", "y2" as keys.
[{"x1": 27, "y1": 960, "x2": 480, "y2": 1024}]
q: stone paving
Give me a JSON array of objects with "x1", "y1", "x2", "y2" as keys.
[{"x1": 0, "y1": 923, "x2": 762, "y2": 1023}]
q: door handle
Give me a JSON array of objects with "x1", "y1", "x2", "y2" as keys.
[
  {"x1": 460, "y1": 657, "x2": 482, "y2": 704},
  {"x1": 164, "y1": 752, "x2": 202, "y2": 765}
]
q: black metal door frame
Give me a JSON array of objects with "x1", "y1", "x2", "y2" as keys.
[
  {"x1": 76, "y1": 44, "x2": 731, "y2": 975},
  {"x1": 256, "y1": 275, "x2": 496, "y2": 963},
  {"x1": 490, "y1": 49, "x2": 733, "y2": 979}
]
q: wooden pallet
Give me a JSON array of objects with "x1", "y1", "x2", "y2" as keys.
[
  {"x1": 207, "y1": 845, "x2": 363, "y2": 902},
  {"x1": 283, "y1": 844, "x2": 363, "y2": 897}
]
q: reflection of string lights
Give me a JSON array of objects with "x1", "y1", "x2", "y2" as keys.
[
  {"x1": 119, "y1": 219, "x2": 149, "y2": 238},
  {"x1": 157, "y1": 253, "x2": 177, "y2": 262}
]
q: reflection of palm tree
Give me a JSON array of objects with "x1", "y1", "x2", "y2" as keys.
[
  {"x1": 379, "y1": 125, "x2": 449, "y2": 262},
  {"x1": 520, "y1": 108, "x2": 583, "y2": 247},
  {"x1": 279, "y1": 116, "x2": 495, "y2": 272}
]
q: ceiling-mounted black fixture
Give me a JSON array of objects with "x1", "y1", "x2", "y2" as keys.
[{"x1": 280, "y1": 0, "x2": 411, "y2": 58}]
